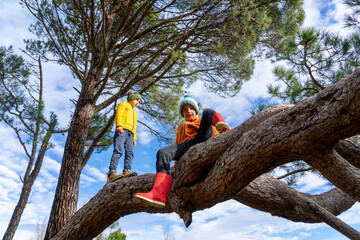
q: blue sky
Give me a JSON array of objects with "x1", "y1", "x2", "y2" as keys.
[{"x1": 0, "y1": 0, "x2": 359, "y2": 239}]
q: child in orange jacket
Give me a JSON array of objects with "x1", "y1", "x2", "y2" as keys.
[{"x1": 135, "y1": 95, "x2": 230, "y2": 207}]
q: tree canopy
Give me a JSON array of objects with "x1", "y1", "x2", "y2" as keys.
[{"x1": 17, "y1": 0, "x2": 305, "y2": 238}]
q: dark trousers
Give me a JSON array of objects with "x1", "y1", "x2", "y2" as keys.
[
  {"x1": 156, "y1": 109, "x2": 215, "y2": 174},
  {"x1": 109, "y1": 129, "x2": 134, "y2": 172}
]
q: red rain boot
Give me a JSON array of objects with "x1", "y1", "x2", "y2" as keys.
[
  {"x1": 212, "y1": 113, "x2": 230, "y2": 133},
  {"x1": 135, "y1": 172, "x2": 173, "y2": 208}
]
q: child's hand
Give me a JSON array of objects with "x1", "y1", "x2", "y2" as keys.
[
  {"x1": 133, "y1": 140, "x2": 137, "y2": 146},
  {"x1": 116, "y1": 126, "x2": 124, "y2": 133}
]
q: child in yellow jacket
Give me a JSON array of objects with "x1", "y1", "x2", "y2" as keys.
[
  {"x1": 107, "y1": 92, "x2": 142, "y2": 182},
  {"x1": 135, "y1": 95, "x2": 230, "y2": 207}
]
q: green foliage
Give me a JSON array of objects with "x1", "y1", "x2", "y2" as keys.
[
  {"x1": 96, "y1": 221, "x2": 126, "y2": 240},
  {"x1": 256, "y1": 2, "x2": 360, "y2": 184},
  {"x1": 268, "y1": 27, "x2": 359, "y2": 104},
  {"x1": 0, "y1": 45, "x2": 58, "y2": 240},
  {"x1": 140, "y1": 84, "x2": 184, "y2": 144},
  {"x1": 20, "y1": 0, "x2": 305, "y2": 145},
  {"x1": 344, "y1": 0, "x2": 360, "y2": 30},
  {"x1": 86, "y1": 112, "x2": 114, "y2": 153},
  {"x1": 22, "y1": 0, "x2": 304, "y2": 94},
  {"x1": 0, "y1": 46, "x2": 48, "y2": 141},
  {"x1": 249, "y1": 102, "x2": 274, "y2": 116}
]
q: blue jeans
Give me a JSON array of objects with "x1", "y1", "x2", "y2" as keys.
[{"x1": 109, "y1": 129, "x2": 134, "y2": 172}]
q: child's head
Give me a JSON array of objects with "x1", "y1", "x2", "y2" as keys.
[
  {"x1": 127, "y1": 92, "x2": 142, "y2": 107},
  {"x1": 179, "y1": 95, "x2": 199, "y2": 120}
]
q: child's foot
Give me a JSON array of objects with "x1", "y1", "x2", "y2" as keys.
[
  {"x1": 212, "y1": 113, "x2": 231, "y2": 133},
  {"x1": 121, "y1": 169, "x2": 137, "y2": 178},
  {"x1": 107, "y1": 172, "x2": 123, "y2": 183},
  {"x1": 215, "y1": 122, "x2": 230, "y2": 133}
]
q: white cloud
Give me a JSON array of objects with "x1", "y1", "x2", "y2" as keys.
[
  {"x1": 186, "y1": 58, "x2": 276, "y2": 128},
  {"x1": 84, "y1": 165, "x2": 105, "y2": 181},
  {"x1": 0, "y1": 1, "x2": 34, "y2": 49},
  {"x1": 118, "y1": 199, "x2": 357, "y2": 240},
  {"x1": 303, "y1": 0, "x2": 353, "y2": 36},
  {"x1": 41, "y1": 62, "x2": 78, "y2": 127},
  {"x1": 338, "y1": 203, "x2": 360, "y2": 224},
  {"x1": 296, "y1": 172, "x2": 332, "y2": 193},
  {"x1": 303, "y1": 0, "x2": 323, "y2": 27},
  {"x1": 42, "y1": 156, "x2": 61, "y2": 173}
]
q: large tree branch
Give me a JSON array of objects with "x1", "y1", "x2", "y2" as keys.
[
  {"x1": 236, "y1": 174, "x2": 359, "y2": 240},
  {"x1": 169, "y1": 67, "x2": 360, "y2": 223},
  {"x1": 51, "y1": 174, "x2": 356, "y2": 240},
  {"x1": 336, "y1": 135, "x2": 360, "y2": 167},
  {"x1": 305, "y1": 149, "x2": 360, "y2": 201},
  {"x1": 236, "y1": 174, "x2": 355, "y2": 223},
  {"x1": 51, "y1": 68, "x2": 360, "y2": 239}
]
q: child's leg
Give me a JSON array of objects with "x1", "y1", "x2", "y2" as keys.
[
  {"x1": 109, "y1": 131, "x2": 126, "y2": 172},
  {"x1": 197, "y1": 108, "x2": 230, "y2": 136},
  {"x1": 123, "y1": 130, "x2": 134, "y2": 172},
  {"x1": 194, "y1": 108, "x2": 215, "y2": 143},
  {"x1": 156, "y1": 139, "x2": 195, "y2": 174},
  {"x1": 155, "y1": 108, "x2": 229, "y2": 173}
]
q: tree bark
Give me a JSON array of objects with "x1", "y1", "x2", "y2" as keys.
[
  {"x1": 44, "y1": 86, "x2": 96, "y2": 240},
  {"x1": 51, "y1": 174, "x2": 356, "y2": 240},
  {"x1": 51, "y1": 68, "x2": 360, "y2": 240}
]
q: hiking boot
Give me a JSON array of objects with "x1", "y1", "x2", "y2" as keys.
[
  {"x1": 121, "y1": 169, "x2": 138, "y2": 178},
  {"x1": 107, "y1": 170, "x2": 123, "y2": 183}
]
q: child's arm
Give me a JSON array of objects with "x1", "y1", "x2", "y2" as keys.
[
  {"x1": 116, "y1": 126, "x2": 124, "y2": 133},
  {"x1": 175, "y1": 123, "x2": 184, "y2": 144},
  {"x1": 115, "y1": 102, "x2": 127, "y2": 131}
]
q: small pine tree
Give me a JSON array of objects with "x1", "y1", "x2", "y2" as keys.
[{"x1": 96, "y1": 221, "x2": 126, "y2": 240}]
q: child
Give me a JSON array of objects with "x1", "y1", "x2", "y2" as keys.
[
  {"x1": 107, "y1": 92, "x2": 142, "y2": 183},
  {"x1": 135, "y1": 95, "x2": 230, "y2": 207}
]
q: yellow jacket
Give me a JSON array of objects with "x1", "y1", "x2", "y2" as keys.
[{"x1": 115, "y1": 101, "x2": 138, "y2": 141}]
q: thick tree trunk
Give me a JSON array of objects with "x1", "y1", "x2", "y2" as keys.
[
  {"x1": 44, "y1": 91, "x2": 96, "y2": 240},
  {"x1": 51, "y1": 68, "x2": 360, "y2": 240}
]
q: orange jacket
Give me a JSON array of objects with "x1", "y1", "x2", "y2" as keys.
[{"x1": 175, "y1": 116, "x2": 219, "y2": 144}]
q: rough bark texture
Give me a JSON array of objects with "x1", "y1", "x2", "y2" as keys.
[
  {"x1": 50, "y1": 68, "x2": 360, "y2": 240},
  {"x1": 45, "y1": 88, "x2": 96, "y2": 240}
]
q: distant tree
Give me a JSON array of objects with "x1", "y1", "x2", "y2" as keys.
[
  {"x1": 249, "y1": 102, "x2": 274, "y2": 116},
  {"x1": 163, "y1": 225, "x2": 175, "y2": 240},
  {"x1": 32, "y1": 218, "x2": 47, "y2": 240},
  {"x1": 96, "y1": 221, "x2": 126, "y2": 240},
  {"x1": 269, "y1": 27, "x2": 356, "y2": 104},
  {"x1": 0, "y1": 46, "x2": 58, "y2": 240},
  {"x1": 18, "y1": 0, "x2": 304, "y2": 238}
]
